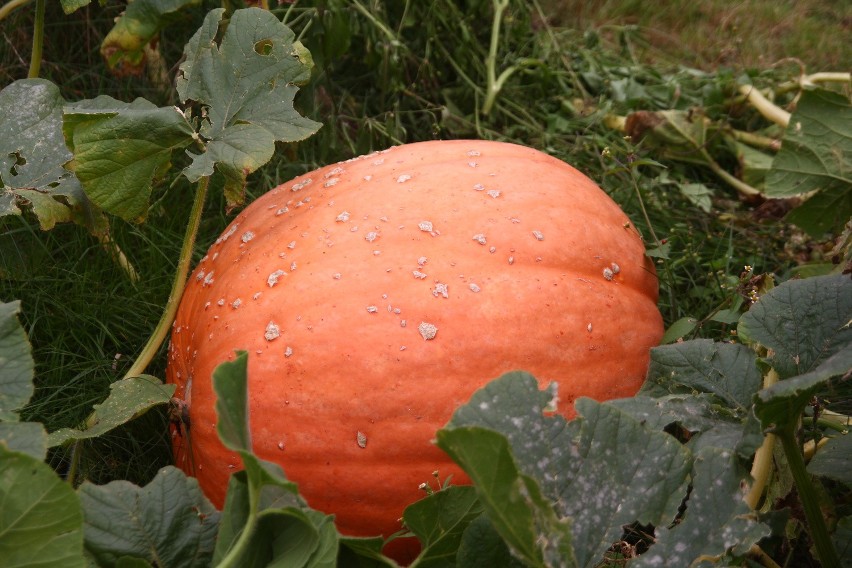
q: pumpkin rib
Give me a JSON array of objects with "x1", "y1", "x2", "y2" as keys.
[{"x1": 167, "y1": 140, "x2": 663, "y2": 564}]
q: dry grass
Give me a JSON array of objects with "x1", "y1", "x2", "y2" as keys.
[{"x1": 543, "y1": 0, "x2": 851, "y2": 71}]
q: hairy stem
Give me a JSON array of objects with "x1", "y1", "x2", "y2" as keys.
[
  {"x1": 27, "y1": 0, "x2": 44, "y2": 77},
  {"x1": 123, "y1": 175, "x2": 210, "y2": 379},
  {"x1": 777, "y1": 424, "x2": 840, "y2": 567}
]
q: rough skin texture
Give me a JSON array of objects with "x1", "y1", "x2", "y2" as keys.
[{"x1": 166, "y1": 140, "x2": 663, "y2": 563}]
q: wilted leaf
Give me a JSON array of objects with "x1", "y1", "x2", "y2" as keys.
[
  {"x1": 0, "y1": 445, "x2": 86, "y2": 568},
  {"x1": 765, "y1": 89, "x2": 851, "y2": 235},
  {"x1": 101, "y1": 0, "x2": 201, "y2": 76},
  {"x1": 0, "y1": 80, "x2": 100, "y2": 232},
  {"x1": 46, "y1": 376, "x2": 175, "y2": 447},
  {"x1": 738, "y1": 274, "x2": 852, "y2": 380},
  {"x1": 0, "y1": 300, "x2": 34, "y2": 421},
  {"x1": 78, "y1": 466, "x2": 219, "y2": 568},
  {"x1": 632, "y1": 447, "x2": 770, "y2": 566},
  {"x1": 176, "y1": 8, "x2": 321, "y2": 207},
  {"x1": 63, "y1": 96, "x2": 194, "y2": 223}
]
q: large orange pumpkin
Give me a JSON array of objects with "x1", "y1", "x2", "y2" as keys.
[{"x1": 166, "y1": 140, "x2": 663, "y2": 562}]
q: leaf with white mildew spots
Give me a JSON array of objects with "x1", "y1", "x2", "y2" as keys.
[
  {"x1": 439, "y1": 372, "x2": 693, "y2": 568},
  {"x1": 631, "y1": 447, "x2": 770, "y2": 567}
]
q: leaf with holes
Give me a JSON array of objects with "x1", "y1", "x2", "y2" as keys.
[
  {"x1": 176, "y1": 7, "x2": 321, "y2": 208},
  {"x1": 439, "y1": 372, "x2": 693, "y2": 568},
  {"x1": 0, "y1": 80, "x2": 103, "y2": 233}
]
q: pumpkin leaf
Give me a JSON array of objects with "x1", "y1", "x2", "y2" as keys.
[
  {"x1": 63, "y1": 96, "x2": 194, "y2": 223},
  {"x1": 808, "y1": 434, "x2": 852, "y2": 487},
  {"x1": 0, "y1": 80, "x2": 103, "y2": 233},
  {"x1": 440, "y1": 372, "x2": 693, "y2": 568},
  {"x1": 46, "y1": 375, "x2": 175, "y2": 447},
  {"x1": 607, "y1": 394, "x2": 764, "y2": 459},
  {"x1": 0, "y1": 421, "x2": 47, "y2": 460},
  {"x1": 639, "y1": 339, "x2": 763, "y2": 411},
  {"x1": 753, "y1": 348, "x2": 852, "y2": 431},
  {"x1": 456, "y1": 515, "x2": 525, "y2": 568},
  {"x1": 210, "y1": 351, "x2": 341, "y2": 567},
  {"x1": 100, "y1": 0, "x2": 201, "y2": 77},
  {"x1": 0, "y1": 300, "x2": 34, "y2": 421},
  {"x1": 176, "y1": 7, "x2": 321, "y2": 208},
  {"x1": 765, "y1": 89, "x2": 852, "y2": 235},
  {"x1": 436, "y1": 426, "x2": 576, "y2": 568},
  {"x1": 737, "y1": 273, "x2": 852, "y2": 380},
  {"x1": 403, "y1": 485, "x2": 483, "y2": 566},
  {"x1": 78, "y1": 466, "x2": 219, "y2": 568},
  {"x1": 630, "y1": 447, "x2": 770, "y2": 567},
  {"x1": 0, "y1": 444, "x2": 86, "y2": 568},
  {"x1": 338, "y1": 536, "x2": 399, "y2": 567}
]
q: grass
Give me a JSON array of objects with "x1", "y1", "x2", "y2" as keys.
[{"x1": 0, "y1": 0, "x2": 846, "y2": 495}]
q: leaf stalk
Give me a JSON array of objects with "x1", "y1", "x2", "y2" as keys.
[
  {"x1": 776, "y1": 423, "x2": 841, "y2": 568},
  {"x1": 123, "y1": 175, "x2": 211, "y2": 379}
]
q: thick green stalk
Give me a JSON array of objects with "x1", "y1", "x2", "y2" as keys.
[
  {"x1": 777, "y1": 424, "x2": 840, "y2": 568},
  {"x1": 27, "y1": 0, "x2": 44, "y2": 77},
  {"x1": 123, "y1": 175, "x2": 211, "y2": 379},
  {"x1": 482, "y1": 0, "x2": 509, "y2": 116}
]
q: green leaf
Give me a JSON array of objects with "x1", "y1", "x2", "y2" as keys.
[
  {"x1": 738, "y1": 274, "x2": 852, "y2": 380},
  {"x1": 678, "y1": 182, "x2": 712, "y2": 212},
  {"x1": 0, "y1": 444, "x2": 86, "y2": 568},
  {"x1": 754, "y1": 347, "x2": 852, "y2": 431},
  {"x1": 632, "y1": 447, "x2": 770, "y2": 566},
  {"x1": 660, "y1": 316, "x2": 698, "y2": 343},
  {"x1": 808, "y1": 434, "x2": 852, "y2": 487},
  {"x1": 78, "y1": 466, "x2": 220, "y2": 568},
  {"x1": 209, "y1": 351, "x2": 339, "y2": 567},
  {"x1": 787, "y1": 183, "x2": 852, "y2": 236},
  {"x1": 0, "y1": 300, "x2": 34, "y2": 421},
  {"x1": 60, "y1": 0, "x2": 91, "y2": 13},
  {"x1": 0, "y1": 421, "x2": 47, "y2": 460},
  {"x1": 63, "y1": 96, "x2": 194, "y2": 223},
  {"x1": 640, "y1": 339, "x2": 762, "y2": 411},
  {"x1": 176, "y1": 7, "x2": 321, "y2": 207},
  {"x1": 212, "y1": 350, "x2": 252, "y2": 453},
  {"x1": 338, "y1": 536, "x2": 398, "y2": 567},
  {"x1": 765, "y1": 89, "x2": 851, "y2": 235},
  {"x1": 100, "y1": 0, "x2": 201, "y2": 76},
  {"x1": 440, "y1": 372, "x2": 693, "y2": 567},
  {"x1": 403, "y1": 485, "x2": 483, "y2": 566},
  {"x1": 436, "y1": 427, "x2": 576, "y2": 568},
  {"x1": 46, "y1": 376, "x2": 175, "y2": 447},
  {"x1": 834, "y1": 515, "x2": 852, "y2": 568},
  {"x1": 0, "y1": 79, "x2": 98, "y2": 232},
  {"x1": 456, "y1": 516, "x2": 525, "y2": 568}
]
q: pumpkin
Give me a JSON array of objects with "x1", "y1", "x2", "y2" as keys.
[{"x1": 166, "y1": 140, "x2": 663, "y2": 562}]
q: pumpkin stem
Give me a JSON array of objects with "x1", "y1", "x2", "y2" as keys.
[{"x1": 123, "y1": 175, "x2": 211, "y2": 379}]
